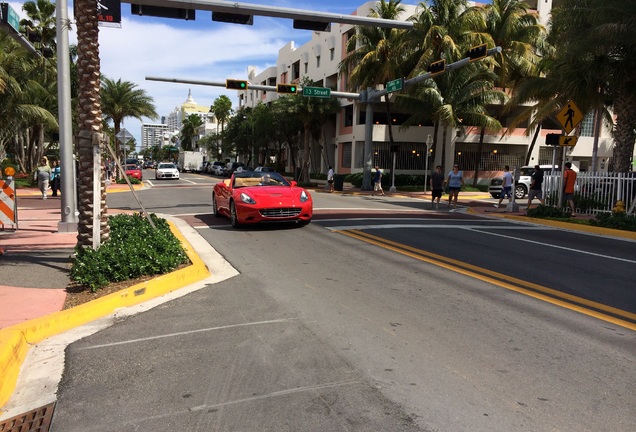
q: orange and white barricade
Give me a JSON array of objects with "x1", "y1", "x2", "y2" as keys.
[{"x1": 0, "y1": 175, "x2": 17, "y2": 230}]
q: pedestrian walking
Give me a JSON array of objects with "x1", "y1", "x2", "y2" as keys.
[
  {"x1": 327, "y1": 165, "x2": 334, "y2": 193},
  {"x1": 446, "y1": 164, "x2": 464, "y2": 207},
  {"x1": 430, "y1": 165, "x2": 444, "y2": 209},
  {"x1": 372, "y1": 165, "x2": 385, "y2": 196},
  {"x1": 494, "y1": 165, "x2": 513, "y2": 208},
  {"x1": 34, "y1": 157, "x2": 52, "y2": 200},
  {"x1": 51, "y1": 160, "x2": 61, "y2": 197},
  {"x1": 563, "y1": 162, "x2": 577, "y2": 214},
  {"x1": 527, "y1": 165, "x2": 545, "y2": 209}
]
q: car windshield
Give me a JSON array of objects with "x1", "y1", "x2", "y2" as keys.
[
  {"x1": 158, "y1": 163, "x2": 176, "y2": 169},
  {"x1": 233, "y1": 172, "x2": 290, "y2": 188},
  {"x1": 125, "y1": 164, "x2": 138, "y2": 170}
]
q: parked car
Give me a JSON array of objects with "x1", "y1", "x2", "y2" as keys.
[
  {"x1": 142, "y1": 160, "x2": 154, "y2": 169},
  {"x1": 489, "y1": 165, "x2": 558, "y2": 199},
  {"x1": 254, "y1": 166, "x2": 277, "y2": 172},
  {"x1": 212, "y1": 171, "x2": 313, "y2": 228},
  {"x1": 125, "y1": 164, "x2": 143, "y2": 180},
  {"x1": 155, "y1": 162, "x2": 180, "y2": 180},
  {"x1": 225, "y1": 162, "x2": 245, "y2": 177},
  {"x1": 209, "y1": 161, "x2": 225, "y2": 175}
]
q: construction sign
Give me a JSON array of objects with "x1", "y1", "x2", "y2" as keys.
[{"x1": 0, "y1": 177, "x2": 17, "y2": 230}]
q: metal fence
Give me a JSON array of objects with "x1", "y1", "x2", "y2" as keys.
[{"x1": 543, "y1": 172, "x2": 636, "y2": 215}]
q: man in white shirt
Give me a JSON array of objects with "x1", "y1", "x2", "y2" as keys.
[{"x1": 494, "y1": 165, "x2": 513, "y2": 208}]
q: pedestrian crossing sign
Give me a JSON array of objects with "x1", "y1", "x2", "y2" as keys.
[
  {"x1": 556, "y1": 100, "x2": 583, "y2": 134},
  {"x1": 559, "y1": 136, "x2": 578, "y2": 147}
]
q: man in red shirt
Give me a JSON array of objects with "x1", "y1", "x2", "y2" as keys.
[{"x1": 563, "y1": 162, "x2": 577, "y2": 214}]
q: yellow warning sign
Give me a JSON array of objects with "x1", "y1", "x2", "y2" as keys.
[
  {"x1": 559, "y1": 136, "x2": 578, "y2": 147},
  {"x1": 556, "y1": 100, "x2": 583, "y2": 134}
]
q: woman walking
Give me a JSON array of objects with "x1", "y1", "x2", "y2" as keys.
[
  {"x1": 34, "y1": 157, "x2": 52, "y2": 200},
  {"x1": 446, "y1": 164, "x2": 464, "y2": 208}
]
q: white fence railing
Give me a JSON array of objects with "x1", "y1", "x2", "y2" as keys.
[{"x1": 543, "y1": 172, "x2": 636, "y2": 215}]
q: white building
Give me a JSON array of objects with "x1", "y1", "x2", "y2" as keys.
[
  {"x1": 237, "y1": 0, "x2": 629, "y2": 180},
  {"x1": 140, "y1": 123, "x2": 170, "y2": 151}
]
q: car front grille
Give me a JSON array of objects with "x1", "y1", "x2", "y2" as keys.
[
  {"x1": 490, "y1": 179, "x2": 503, "y2": 186},
  {"x1": 260, "y1": 207, "x2": 301, "y2": 218}
]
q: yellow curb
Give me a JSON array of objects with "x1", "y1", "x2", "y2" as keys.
[
  {"x1": 468, "y1": 208, "x2": 636, "y2": 240},
  {"x1": 0, "y1": 222, "x2": 210, "y2": 409}
]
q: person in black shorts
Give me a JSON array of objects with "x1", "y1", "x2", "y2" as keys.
[
  {"x1": 430, "y1": 165, "x2": 444, "y2": 209},
  {"x1": 527, "y1": 165, "x2": 545, "y2": 209}
]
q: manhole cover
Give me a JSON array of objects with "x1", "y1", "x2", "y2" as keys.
[{"x1": 0, "y1": 402, "x2": 55, "y2": 432}]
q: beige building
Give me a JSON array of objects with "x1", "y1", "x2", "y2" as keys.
[{"x1": 238, "y1": 1, "x2": 625, "y2": 180}]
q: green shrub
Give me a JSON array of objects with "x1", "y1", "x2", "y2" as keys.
[
  {"x1": 590, "y1": 212, "x2": 636, "y2": 232},
  {"x1": 526, "y1": 205, "x2": 572, "y2": 219},
  {"x1": 70, "y1": 213, "x2": 190, "y2": 292},
  {"x1": 116, "y1": 176, "x2": 142, "y2": 184}
]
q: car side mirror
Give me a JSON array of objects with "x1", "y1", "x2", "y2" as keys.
[{"x1": 290, "y1": 180, "x2": 298, "y2": 187}]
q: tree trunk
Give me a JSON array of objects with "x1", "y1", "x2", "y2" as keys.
[
  {"x1": 524, "y1": 125, "x2": 541, "y2": 166},
  {"x1": 75, "y1": 0, "x2": 109, "y2": 249},
  {"x1": 441, "y1": 125, "x2": 448, "y2": 174},
  {"x1": 612, "y1": 89, "x2": 636, "y2": 173},
  {"x1": 302, "y1": 123, "x2": 311, "y2": 183},
  {"x1": 472, "y1": 127, "x2": 485, "y2": 187}
]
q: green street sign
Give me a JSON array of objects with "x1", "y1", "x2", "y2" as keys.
[
  {"x1": 386, "y1": 78, "x2": 404, "y2": 93},
  {"x1": 1, "y1": 3, "x2": 21, "y2": 33},
  {"x1": 302, "y1": 86, "x2": 331, "y2": 98}
]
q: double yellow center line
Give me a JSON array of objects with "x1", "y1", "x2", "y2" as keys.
[{"x1": 337, "y1": 229, "x2": 636, "y2": 332}]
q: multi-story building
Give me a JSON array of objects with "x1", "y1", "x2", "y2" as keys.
[
  {"x1": 239, "y1": 0, "x2": 628, "y2": 180},
  {"x1": 140, "y1": 123, "x2": 171, "y2": 151}
]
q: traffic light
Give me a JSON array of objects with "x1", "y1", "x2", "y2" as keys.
[
  {"x1": 277, "y1": 83, "x2": 297, "y2": 94},
  {"x1": 466, "y1": 43, "x2": 487, "y2": 62},
  {"x1": 226, "y1": 79, "x2": 248, "y2": 90},
  {"x1": 428, "y1": 59, "x2": 446, "y2": 76},
  {"x1": 545, "y1": 133, "x2": 560, "y2": 146},
  {"x1": 212, "y1": 12, "x2": 253, "y2": 25},
  {"x1": 26, "y1": 28, "x2": 41, "y2": 43}
]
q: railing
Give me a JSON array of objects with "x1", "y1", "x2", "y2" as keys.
[{"x1": 543, "y1": 172, "x2": 636, "y2": 215}]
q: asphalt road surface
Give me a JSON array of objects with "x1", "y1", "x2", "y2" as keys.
[{"x1": 51, "y1": 173, "x2": 636, "y2": 431}]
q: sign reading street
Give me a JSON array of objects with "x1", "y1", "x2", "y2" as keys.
[
  {"x1": 386, "y1": 78, "x2": 404, "y2": 93},
  {"x1": 302, "y1": 86, "x2": 331, "y2": 98},
  {"x1": 556, "y1": 99, "x2": 583, "y2": 134},
  {"x1": 0, "y1": 2, "x2": 21, "y2": 33}
]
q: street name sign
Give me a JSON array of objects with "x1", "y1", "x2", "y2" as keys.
[
  {"x1": 0, "y1": 3, "x2": 21, "y2": 33},
  {"x1": 386, "y1": 78, "x2": 404, "y2": 93},
  {"x1": 556, "y1": 99, "x2": 583, "y2": 134},
  {"x1": 302, "y1": 86, "x2": 331, "y2": 98}
]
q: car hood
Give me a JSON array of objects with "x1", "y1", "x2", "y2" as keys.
[{"x1": 239, "y1": 186, "x2": 308, "y2": 201}]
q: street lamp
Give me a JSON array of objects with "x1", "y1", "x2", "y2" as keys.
[{"x1": 424, "y1": 134, "x2": 433, "y2": 193}]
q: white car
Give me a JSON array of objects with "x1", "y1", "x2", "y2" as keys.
[{"x1": 155, "y1": 162, "x2": 180, "y2": 180}]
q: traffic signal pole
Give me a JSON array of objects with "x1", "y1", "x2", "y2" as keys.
[{"x1": 147, "y1": 47, "x2": 501, "y2": 191}]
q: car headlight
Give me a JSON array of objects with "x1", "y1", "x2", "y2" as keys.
[
  {"x1": 300, "y1": 190, "x2": 309, "y2": 202},
  {"x1": 240, "y1": 192, "x2": 256, "y2": 204}
]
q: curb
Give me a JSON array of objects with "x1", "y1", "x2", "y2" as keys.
[{"x1": 0, "y1": 221, "x2": 210, "y2": 409}]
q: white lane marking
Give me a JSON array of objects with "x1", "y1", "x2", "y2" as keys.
[
  {"x1": 128, "y1": 380, "x2": 363, "y2": 426},
  {"x1": 78, "y1": 318, "x2": 300, "y2": 350},
  {"x1": 469, "y1": 228, "x2": 636, "y2": 264},
  {"x1": 318, "y1": 217, "x2": 505, "y2": 223}
]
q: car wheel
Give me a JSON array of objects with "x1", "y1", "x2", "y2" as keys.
[
  {"x1": 212, "y1": 193, "x2": 222, "y2": 218},
  {"x1": 298, "y1": 219, "x2": 311, "y2": 227},
  {"x1": 230, "y1": 201, "x2": 241, "y2": 228},
  {"x1": 515, "y1": 185, "x2": 527, "y2": 199}
]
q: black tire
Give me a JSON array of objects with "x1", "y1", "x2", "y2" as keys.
[
  {"x1": 298, "y1": 219, "x2": 311, "y2": 227},
  {"x1": 230, "y1": 201, "x2": 241, "y2": 228},
  {"x1": 212, "y1": 193, "x2": 221, "y2": 217},
  {"x1": 515, "y1": 185, "x2": 527, "y2": 199}
]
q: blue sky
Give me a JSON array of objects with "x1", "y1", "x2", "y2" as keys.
[{"x1": 9, "y1": 1, "x2": 422, "y2": 146}]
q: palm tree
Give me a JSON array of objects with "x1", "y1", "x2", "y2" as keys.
[
  {"x1": 284, "y1": 78, "x2": 341, "y2": 183},
  {"x1": 339, "y1": 0, "x2": 408, "y2": 188},
  {"x1": 74, "y1": 0, "x2": 108, "y2": 248},
  {"x1": 210, "y1": 95, "x2": 232, "y2": 156},
  {"x1": 179, "y1": 114, "x2": 203, "y2": 151},
  {"x1": 100, "y1": 77, "x2": 158, "y2": 162}
]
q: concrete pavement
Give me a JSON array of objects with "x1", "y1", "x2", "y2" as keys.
[{"x1": 1, "y1": 180, "x2": 634, "y2": 423}]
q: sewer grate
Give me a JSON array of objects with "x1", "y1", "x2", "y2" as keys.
[{"x1": 0, "y1": 402, "x2": 55, "y2": 432}]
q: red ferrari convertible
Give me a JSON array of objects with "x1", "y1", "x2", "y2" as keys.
[{"x1": 212, "y1": 171, "x2": 313, "y2": 228}]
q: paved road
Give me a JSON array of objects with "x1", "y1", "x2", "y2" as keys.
[{"x1": 50, "y1": 175, "x2": 636, "y2": 431}]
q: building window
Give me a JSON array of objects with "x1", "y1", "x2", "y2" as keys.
[
  {"x1": 330, "y1": 48, "x2": 335, "y2": 61},
  {"x1": 316, "y1": 56, "x2": 321, "y2": 68},
  {"x1": 304, "y1": 62, "x2": 308, "y2": 74},
  {"x1": 344, "y1": 105, "x2": 354, "y2": 127},
  {"x1": 341, "y1": 142, "x2": 352, "y2": 168},
  {"x1": 580, "y1": 110, "x2": 595, "y2": 137}
]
